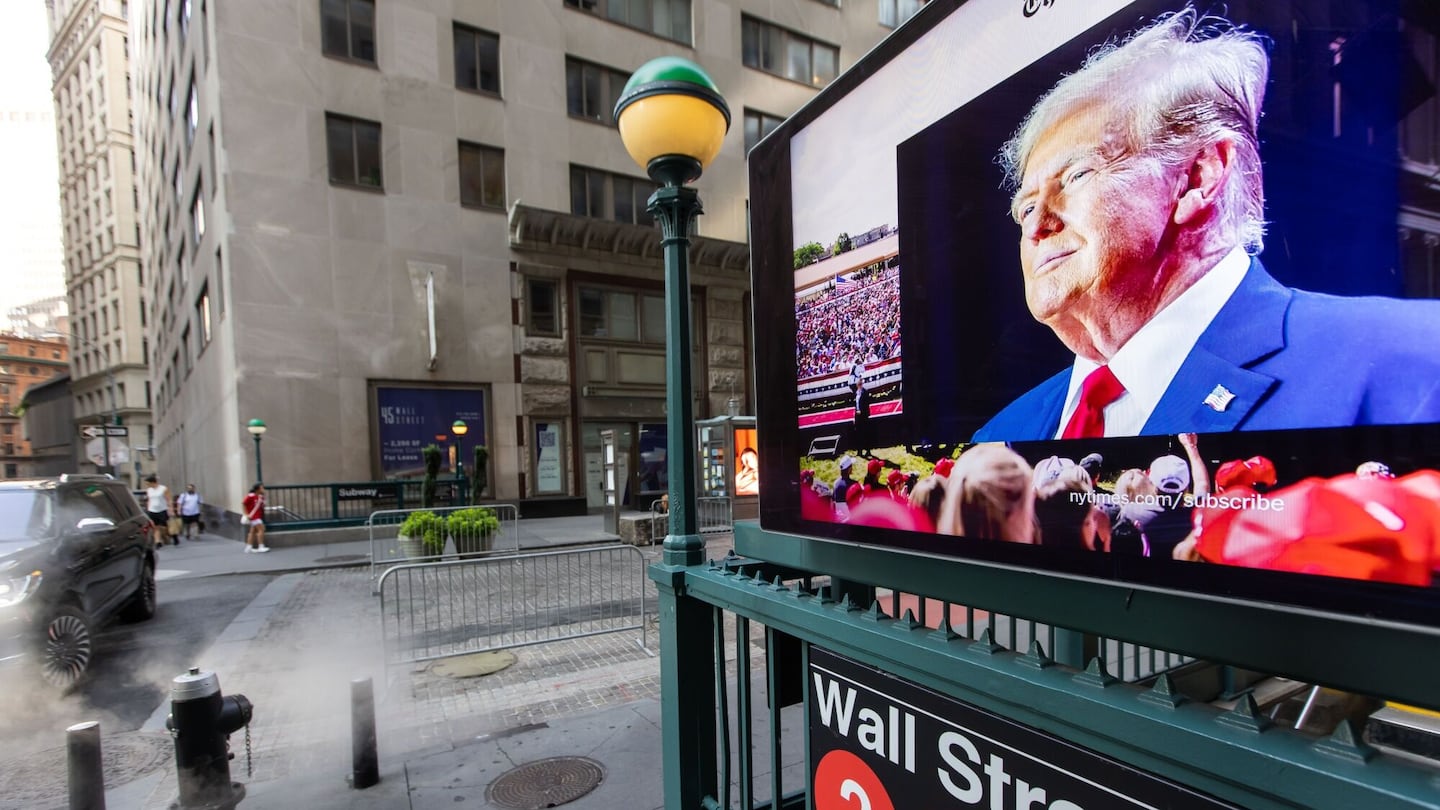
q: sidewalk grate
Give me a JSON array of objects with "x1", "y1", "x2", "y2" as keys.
[
  {"x1": 487, "y1": 756, "x2": 605, "y2": 809},
  {"x1": 0, "y1": 732, "x2": 171, "y2": 805}
]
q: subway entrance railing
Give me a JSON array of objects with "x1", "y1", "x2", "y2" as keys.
[
  {"x1": 256, "y1": 479, "x2": 471, "y2": 532},
  {"x1": 651, "y1": 522, "x2": 1440, "y2": 810}
]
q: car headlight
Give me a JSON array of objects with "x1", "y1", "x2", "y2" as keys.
[{"x1": 0, "y1": 570, "x2": 42, "y2": 608}]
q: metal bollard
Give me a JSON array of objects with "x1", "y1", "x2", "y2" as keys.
[
  {"x1": 165, "y1": 667, "x2": 252, "y2": 809},
  {"x1": 66, "y1": 721, "x2": 105, "y2": 810},
  {"x1": 349, "y1": 677, "x2": 380, "y2": 789}
]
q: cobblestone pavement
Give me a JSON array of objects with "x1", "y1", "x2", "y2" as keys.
[{"x1": 123, "y1": 536, "x2": 740, "y2": 808}]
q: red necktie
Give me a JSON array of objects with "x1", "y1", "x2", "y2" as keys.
[{"x1": 1061, "y1": 365, "x2": 1125, "y2": 439}]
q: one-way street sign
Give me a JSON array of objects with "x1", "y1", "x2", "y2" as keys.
[{"x1": 80, "y1": 425, "x2": 129, "y2": 439}]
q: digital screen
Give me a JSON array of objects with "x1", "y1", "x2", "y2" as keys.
[{"x1": 751, "y1": 0, "x2": 1440, "y2": 625}]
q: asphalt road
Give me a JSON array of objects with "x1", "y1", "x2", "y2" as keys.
[{"x1": 0, "y1": 573, "x2": 272, "y2": 764}]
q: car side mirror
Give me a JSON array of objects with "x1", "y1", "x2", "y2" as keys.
[{"x1": 76, "y1": 517, "x2": 116, "y2": 534}]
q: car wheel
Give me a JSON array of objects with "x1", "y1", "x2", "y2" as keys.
[
  {"x1": 36, "y1": 606, "x2": 93, "y2": 691},
  {"x1": 121, "y1": 561, "x2": 158, "y2": 622}
]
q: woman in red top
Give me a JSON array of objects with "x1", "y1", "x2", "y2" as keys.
[{"x1": 242, "y1": 483, "x2": 269, "y2": 553}]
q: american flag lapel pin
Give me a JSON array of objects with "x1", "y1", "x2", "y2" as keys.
[{"x1": 1203, "y1": 384, "x2": 1235, "y2": 412}]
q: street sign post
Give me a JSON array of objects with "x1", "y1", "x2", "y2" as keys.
[{"x1": 80, "y1": 426, "x2": 129, "y2": 439}]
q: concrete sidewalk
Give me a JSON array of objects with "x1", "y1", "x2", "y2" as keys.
[{"x1": 90, "y1": 517, "x2": 771, "y2": 810}]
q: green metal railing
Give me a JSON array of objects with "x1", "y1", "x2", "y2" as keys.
[
  {"x1": 262, "y1": 478, "x2": 470, "y2": 532},
  {"x1": 651, "y1": 522, "x2": 1440, "y2": 810}
]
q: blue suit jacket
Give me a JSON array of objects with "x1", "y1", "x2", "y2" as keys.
[{"x1": 973, "y1": 258, "x2": 1440, "y2": 441}]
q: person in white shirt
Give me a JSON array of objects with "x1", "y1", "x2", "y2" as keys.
[
  {"x1": 176, "y1": 483, "x2": 203, "y2": 540},
  {"x1": 143, "y1": 474, "x2": 174, "y2": 546}
]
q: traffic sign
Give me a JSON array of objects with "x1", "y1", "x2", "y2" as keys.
[
  {"x1": 85, "y1": 438, "x2": 130, "y2": 466},
  {"x1": 80, "y1": 425, "x2": 129, "y2": 439}
]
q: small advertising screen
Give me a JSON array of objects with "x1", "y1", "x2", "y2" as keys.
[{"x1": 750, "y1": 0, "x2": 1440, "y2": 625}]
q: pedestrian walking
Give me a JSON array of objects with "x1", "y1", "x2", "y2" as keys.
[
  {"x1": 143, "y1": 474, "x2": 174, "y2": 546},
  {"x1": 242, "y1": 483, "x2": 270, "y2": 553},
  {"x1": 177, "y1": 483, "x2": 203, "y2": 540}
]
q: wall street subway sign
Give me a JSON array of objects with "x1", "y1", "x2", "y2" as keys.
[{"x1": 808, "y1": 647, "x2": 1235, "y2": 810}]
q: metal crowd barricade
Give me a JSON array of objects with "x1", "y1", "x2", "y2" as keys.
[
  {"x1": 697, "y1": 495, "x2": 732, "y2": 534},
  {"x1": 650, "y1": 496, "x2": 731, "y2": 541},
  {"x1": 367, "y1": 504, "x2": 520, "y2": 582},
  {"x1": 376, "y1": 544, "x2": 650, "y2": 666}
]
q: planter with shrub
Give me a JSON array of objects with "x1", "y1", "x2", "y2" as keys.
[
  {"x1": 446, "y1": 507, "x2": 500, "y2": 556},
  {"x1": 397, "y1": 510, "x2": 446, "y2": 558}
]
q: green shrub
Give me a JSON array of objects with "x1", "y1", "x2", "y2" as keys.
[
  {"x1": 421, "y1": 444, "x2": 442, "y2": 507},
  {"x1": 399, "y1": 510, "x2": 446, "y2": 556},
  {"x1": 446, "y1": 507, "x2": 499, "y2": 539},
  {"x1": 471, "y1": 445, "x2": 489, "y2": 503}
]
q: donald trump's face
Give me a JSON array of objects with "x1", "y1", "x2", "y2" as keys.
[{"x1": 1011, "y1": 103, "x2": 1185, "y2": 335}]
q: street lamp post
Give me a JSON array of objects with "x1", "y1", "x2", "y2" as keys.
[
  {"x1": 615, "y1": 57, "x2": 730, "y2": 567},
  {"x1": 246, "y1": 419, "x2": 266, "y2": 484},
  {"x1": 451, "y1": 419, "x2": 468, "y2": 505},
  {"x1": 615, "y1": 56, "x2": 730, "y2": 808}
]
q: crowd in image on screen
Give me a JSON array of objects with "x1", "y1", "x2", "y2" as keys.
[{"x1": 795, "y1": 264, "x2": 900, "y2": 380}]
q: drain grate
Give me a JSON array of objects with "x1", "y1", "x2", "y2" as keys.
[
  {"x1": 487, "y1": 756, "x2": 605, "y2": 809},
  {"x1": 0, "y1": 732, "x2": 172, "y2": 805}
]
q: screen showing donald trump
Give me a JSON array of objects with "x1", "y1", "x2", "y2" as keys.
[{"x1": 759, "y1": 0, "x2": 1440, "y2": 616}]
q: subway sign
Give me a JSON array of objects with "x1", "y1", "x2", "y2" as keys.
[{"x1": 809, "y1": 647, "x2": 1234, "y2": 810}]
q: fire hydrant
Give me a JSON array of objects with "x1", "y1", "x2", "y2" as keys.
[{"x1": 165, "y1": 667, "x2": 252, "y2": 809}]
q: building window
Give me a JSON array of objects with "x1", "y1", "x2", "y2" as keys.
[
  {"x1": 181, "y1": 326, "x2": 193, "y2": 376},
  {"x1": 577, "y1": 286, "x2": 667, "y2": 345},
  {"x1": 458, "y1": 142, "x2": 505, "y2": 210},
  {"x1": 563, "y1": 0, "x2": 692, "y2": 45},
  {"x1": 453, "y1": 24, "x2": 500, "y2": 94},
  {"x1": 196, "y1": 284, "x2": 212, "y2": 348},
  {"x1": 743, "y1": 108, "x2": 784, "y2": 154},
  {"x1": 191, "y1": 189, "x2": 205, "y2": 244},
  {"x1": 565, "y1": 58, "x2": 628, "y2": 126},
  {"x1": 215, "y1": 247, "x2": 226, "y2": 317},
  {"x1": 325, "y1": 113, "x2": 383, "y2": 189},
  {"x1": 570, "y1": 165, "x2": 656, "y2": 226},
  {"x1": 527, "y1": 279, "x2": 560, "y2": 337},
  {"x1": 879, "y1": 0, "x2": 926, "y2": 28},
  {"x1": 742, "y1": 16, "x2": 838, "y2": 87},
  {"x1": 186, "y1": 78, "x2": 198, "y2": 144},
  {"x1": 320, "y1": 0, "x2": 376, "y2": 64}
]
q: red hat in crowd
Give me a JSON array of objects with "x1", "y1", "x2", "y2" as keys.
[
  {"x1": 886, "y1": 469, "x2": 906, "y2": 487},
  {"x1": 933, "y1": 458, "x2": 954, "y2": 478},
  {"x1": 800, "y1": 484, "x2": 832, "y2": 523},
  {"x1": 867, "y1": 458, "x2": 885, "y2": 477},
  {"x1": 1193, "y1": 470, "x2": 1440, "y2": 586},
  {"x1": 847, "y1": 497, "x2": 935, "y2": 533},
  {"x1": 845, "y1": 482, "x2": 865, "y2": 508},
  {"x1": 1214, "y1": 456, "x2": 1278, "y2": 492},
  {"x1": 800, "y1": 469, "x2": 815, "y2": 484}
]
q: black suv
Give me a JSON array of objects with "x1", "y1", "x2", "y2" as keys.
[{"x1": 0, "y1": 475, "x2": 157, "y2": 690}]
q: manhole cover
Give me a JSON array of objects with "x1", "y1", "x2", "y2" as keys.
[
  {"x1": 0, "y1": 732, "x2": 171, "y2": 805},
  {"x1": 487, "y1": 756, "x2": 605, "y2": 809},
  {"x1": 313, "y1": 554, "x2": 367, "y2": 564},
  {"x1": 430, "y1": 650, "x2": 517, "y2": 679}
]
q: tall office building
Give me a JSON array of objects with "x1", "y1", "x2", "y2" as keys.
[
  {"x1": 45, "y1": 0, "x2": 154, "y2": 486},
  {"x1": 125, "y1": 1, "x2": 915, "y2": 514}
]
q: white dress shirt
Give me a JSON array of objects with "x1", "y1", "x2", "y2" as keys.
[{"x1": 1053, "y1": 247, "x2": 1251, "y2": 438}]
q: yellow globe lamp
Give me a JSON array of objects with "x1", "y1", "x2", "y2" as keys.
[{"x1": 614, "y1": 56, "x2": 730, "y2": 187}]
